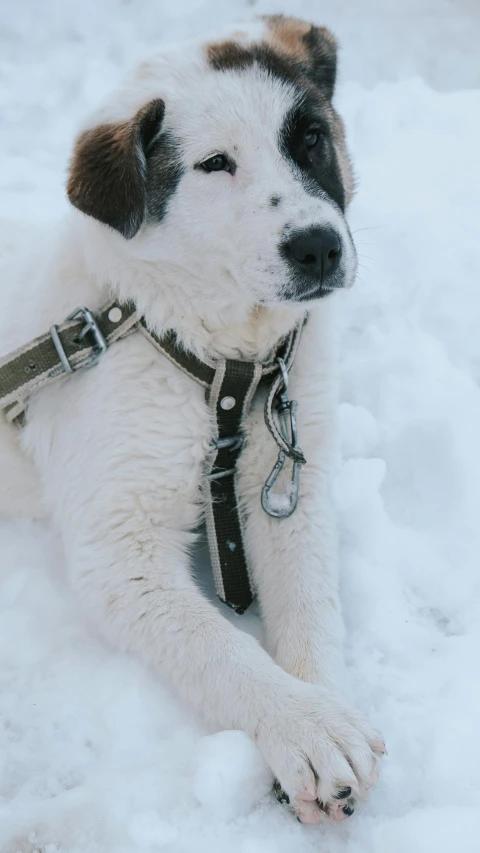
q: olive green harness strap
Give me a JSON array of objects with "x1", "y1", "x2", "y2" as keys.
[
  {"x1": 0, "y1": 303, "x2": 138, "y2": 423},
  {"x1": 0, "y1": 300, "x2": 306, "y2": 613}
]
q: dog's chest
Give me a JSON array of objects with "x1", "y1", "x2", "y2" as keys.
[{"x1": 24, "y1": 333, "x2": 215, "y2": 526}]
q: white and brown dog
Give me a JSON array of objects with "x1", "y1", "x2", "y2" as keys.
[{"x1": 0, "y1": 15, "x2": 385, "y2": 825}]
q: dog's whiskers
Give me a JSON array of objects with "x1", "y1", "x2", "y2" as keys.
[{"x1": 351, "y1": 225, "x2": 386, "y2": 234}]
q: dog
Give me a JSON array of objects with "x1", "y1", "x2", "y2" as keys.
[{"x1": 0, "y1": 15, "x2": 385, "y2": 825}]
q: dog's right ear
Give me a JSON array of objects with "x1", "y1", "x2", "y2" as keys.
[
  {"x1": 67, "y1": 99, "x2": 165, "y2": 239},
  {"x1": 263, "y1": 15, "x2": 338, "y2": 100}
]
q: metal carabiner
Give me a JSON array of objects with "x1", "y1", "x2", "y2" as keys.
[
  {"x1": 261, "y1": 447, "x2": 302, "y2": 518},
  {"x1": 261, "y1": 359, "x2": 304, "y2": 519}
]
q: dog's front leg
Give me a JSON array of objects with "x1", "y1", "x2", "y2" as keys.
[
  {"x1": 66, "y1": 504, "x2": 382, "y2": 824},
  {"x1": 240, "y1": 430, "x2": 384, "y2": 821},
  {"x1": 238, "y1": 309, "x2": 385, "y2": 820},
  {"x1": 247, "y1": 474, "x2": 345, "y2": 691},
  {"x1": 68, "y1": 515, "x2": 280, "y2": 732},
  {"x1": 240, "y1": 309, "x2": 346, "y2": 692}
]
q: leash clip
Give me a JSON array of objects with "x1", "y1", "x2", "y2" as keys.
[{"x1": 261, "y1": 358, "x2": 304, "y2": 519}]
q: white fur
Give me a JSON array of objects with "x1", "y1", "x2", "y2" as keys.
[{"x1": 0, "y1": 25, "x2": 383, "y2": 825}]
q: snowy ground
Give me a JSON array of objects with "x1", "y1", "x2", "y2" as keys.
[{"x1": 1, "y1": 1, "x2": 480, "y2": 851}]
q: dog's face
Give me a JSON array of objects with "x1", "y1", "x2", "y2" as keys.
[{"x1": 67, "y1": 16, "x2": 356, "y2": 308}]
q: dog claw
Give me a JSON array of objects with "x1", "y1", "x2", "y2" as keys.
[
  {"x1": 334, "y1": 786, "x2": 352, "y2": 799},
  {"x1": 273, "y1": 779, "x2": 290, "y2": 805}
]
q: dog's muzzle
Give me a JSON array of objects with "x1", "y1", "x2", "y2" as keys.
[{"x1": 281, "y1": 225, "x2": 347, "y2": 300}]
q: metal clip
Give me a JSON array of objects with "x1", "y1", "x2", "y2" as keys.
[
  {"x1": 261, "y1": 358, "x2": 304, "y2": 519},
  {"x1": 68, "y1": 307, "x2": 108, "y2": 368},
  {"x1": 50, "y1": 324, "x2": 74, "y2": 373},
  {"x1": 50, "y1": 306, "x2": 108, "y2": 374}
]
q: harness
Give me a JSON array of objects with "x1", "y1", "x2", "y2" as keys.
[{"x1": 0, "y1": 301, "x2": 307, "y2": 613}]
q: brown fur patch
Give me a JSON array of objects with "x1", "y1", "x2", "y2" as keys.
[
  {"x1": 206, "y1": 15, "x2": 338, "y2": 100},
  {"x1": 332, "y1": 113, "x2": 355, "y2": 206},
  {"x1": 67, "y1": 99, "x2": 165, "y2": 239},
  {"x1": 263, "y1": 14, "x2": 312, "y2": 61},
  {"x1": 206, "y1": 39, "x2": 254, "y2": 72},
  {"x1": 205, "y1": 36, "x2": 314, "y2": 92},
  {"x1": 263, "y1": 15, "x2": 338, "y2": 98},
  {"x1": 67, "y1": 118, "x2": 144, "y2": 238}
]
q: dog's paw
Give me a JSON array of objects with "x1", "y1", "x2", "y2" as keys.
[{"x1": 259, "y1": 682, "x2": 385, "y2": 825}]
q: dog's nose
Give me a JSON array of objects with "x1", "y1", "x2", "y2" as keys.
[{"x1": 283, "y1": 228, "x2": 341, "y2": 281}]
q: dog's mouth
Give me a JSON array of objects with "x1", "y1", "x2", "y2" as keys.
[
  {"x1": 296, "y1": 283, "x2": 336, "y2": 301},
  {"x1": 281, "y1": 275, "x2": 346, "y2": 303}
]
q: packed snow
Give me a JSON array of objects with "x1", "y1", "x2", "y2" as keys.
[{"x1": 1, "y1": 1, "x2": 480, "y2": 851}]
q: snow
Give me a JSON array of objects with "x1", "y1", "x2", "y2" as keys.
[
  {"x1": 1, "y1": 0, "x2": 480, "y2": 851},
  {"x1": 191, "y1": 731, "x2": 272, "y2": 819}
]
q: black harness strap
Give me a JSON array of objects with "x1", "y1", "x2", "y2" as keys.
[
  {"x1": 139, "y1": 320, "x2": 308, "y2": 612},
  {"x1": 204, "y1": 358, "x2": 263, "y2": 612},
  {"x1": 139, "y1": 323, "x2": 264, "y2": 611},
  {"x1": 138, "y1": 319, "x2": 216, "y2": 387}
]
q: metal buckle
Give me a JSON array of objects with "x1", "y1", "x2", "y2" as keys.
[
  {"x1": 206, "y1": 434, "x2": 244, "y2": 481},
  {"x1": 50, "y1": 306, "x2": 108, "y2": 374},
  {"x1": 261, "y1": 357, "x2": 304, "y2": 518}
]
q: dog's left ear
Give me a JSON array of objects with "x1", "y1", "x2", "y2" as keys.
[
  {"x1": 264, "y1": 15, "x2": 338, "y2": 99},
  {"x1": 67, "y1": 98, "x2": 165, "y2": 239}
]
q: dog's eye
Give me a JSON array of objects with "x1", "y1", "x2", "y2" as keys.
[
  {"x1": 200, "y1": 154, "x2": 231, "y2": 173},
  {"x1": 304, "y1": 129, "x2": 321, "y2": 150}
]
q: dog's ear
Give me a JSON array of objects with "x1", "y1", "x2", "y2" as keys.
[
  {"x1": 264, "y1": 15, "x2": 338, "y2": 99},
  {"x1": 67, "y1": 99, "x2": 165, "y2": 239}
]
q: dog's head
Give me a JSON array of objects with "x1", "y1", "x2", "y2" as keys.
[{"x1": 67, "y1": 16, "x2": 356, "y2": 309}]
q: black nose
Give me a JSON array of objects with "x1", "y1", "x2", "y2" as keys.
[{"x1": 283, "y1": 227, "x2": 341, "y2": 281}]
